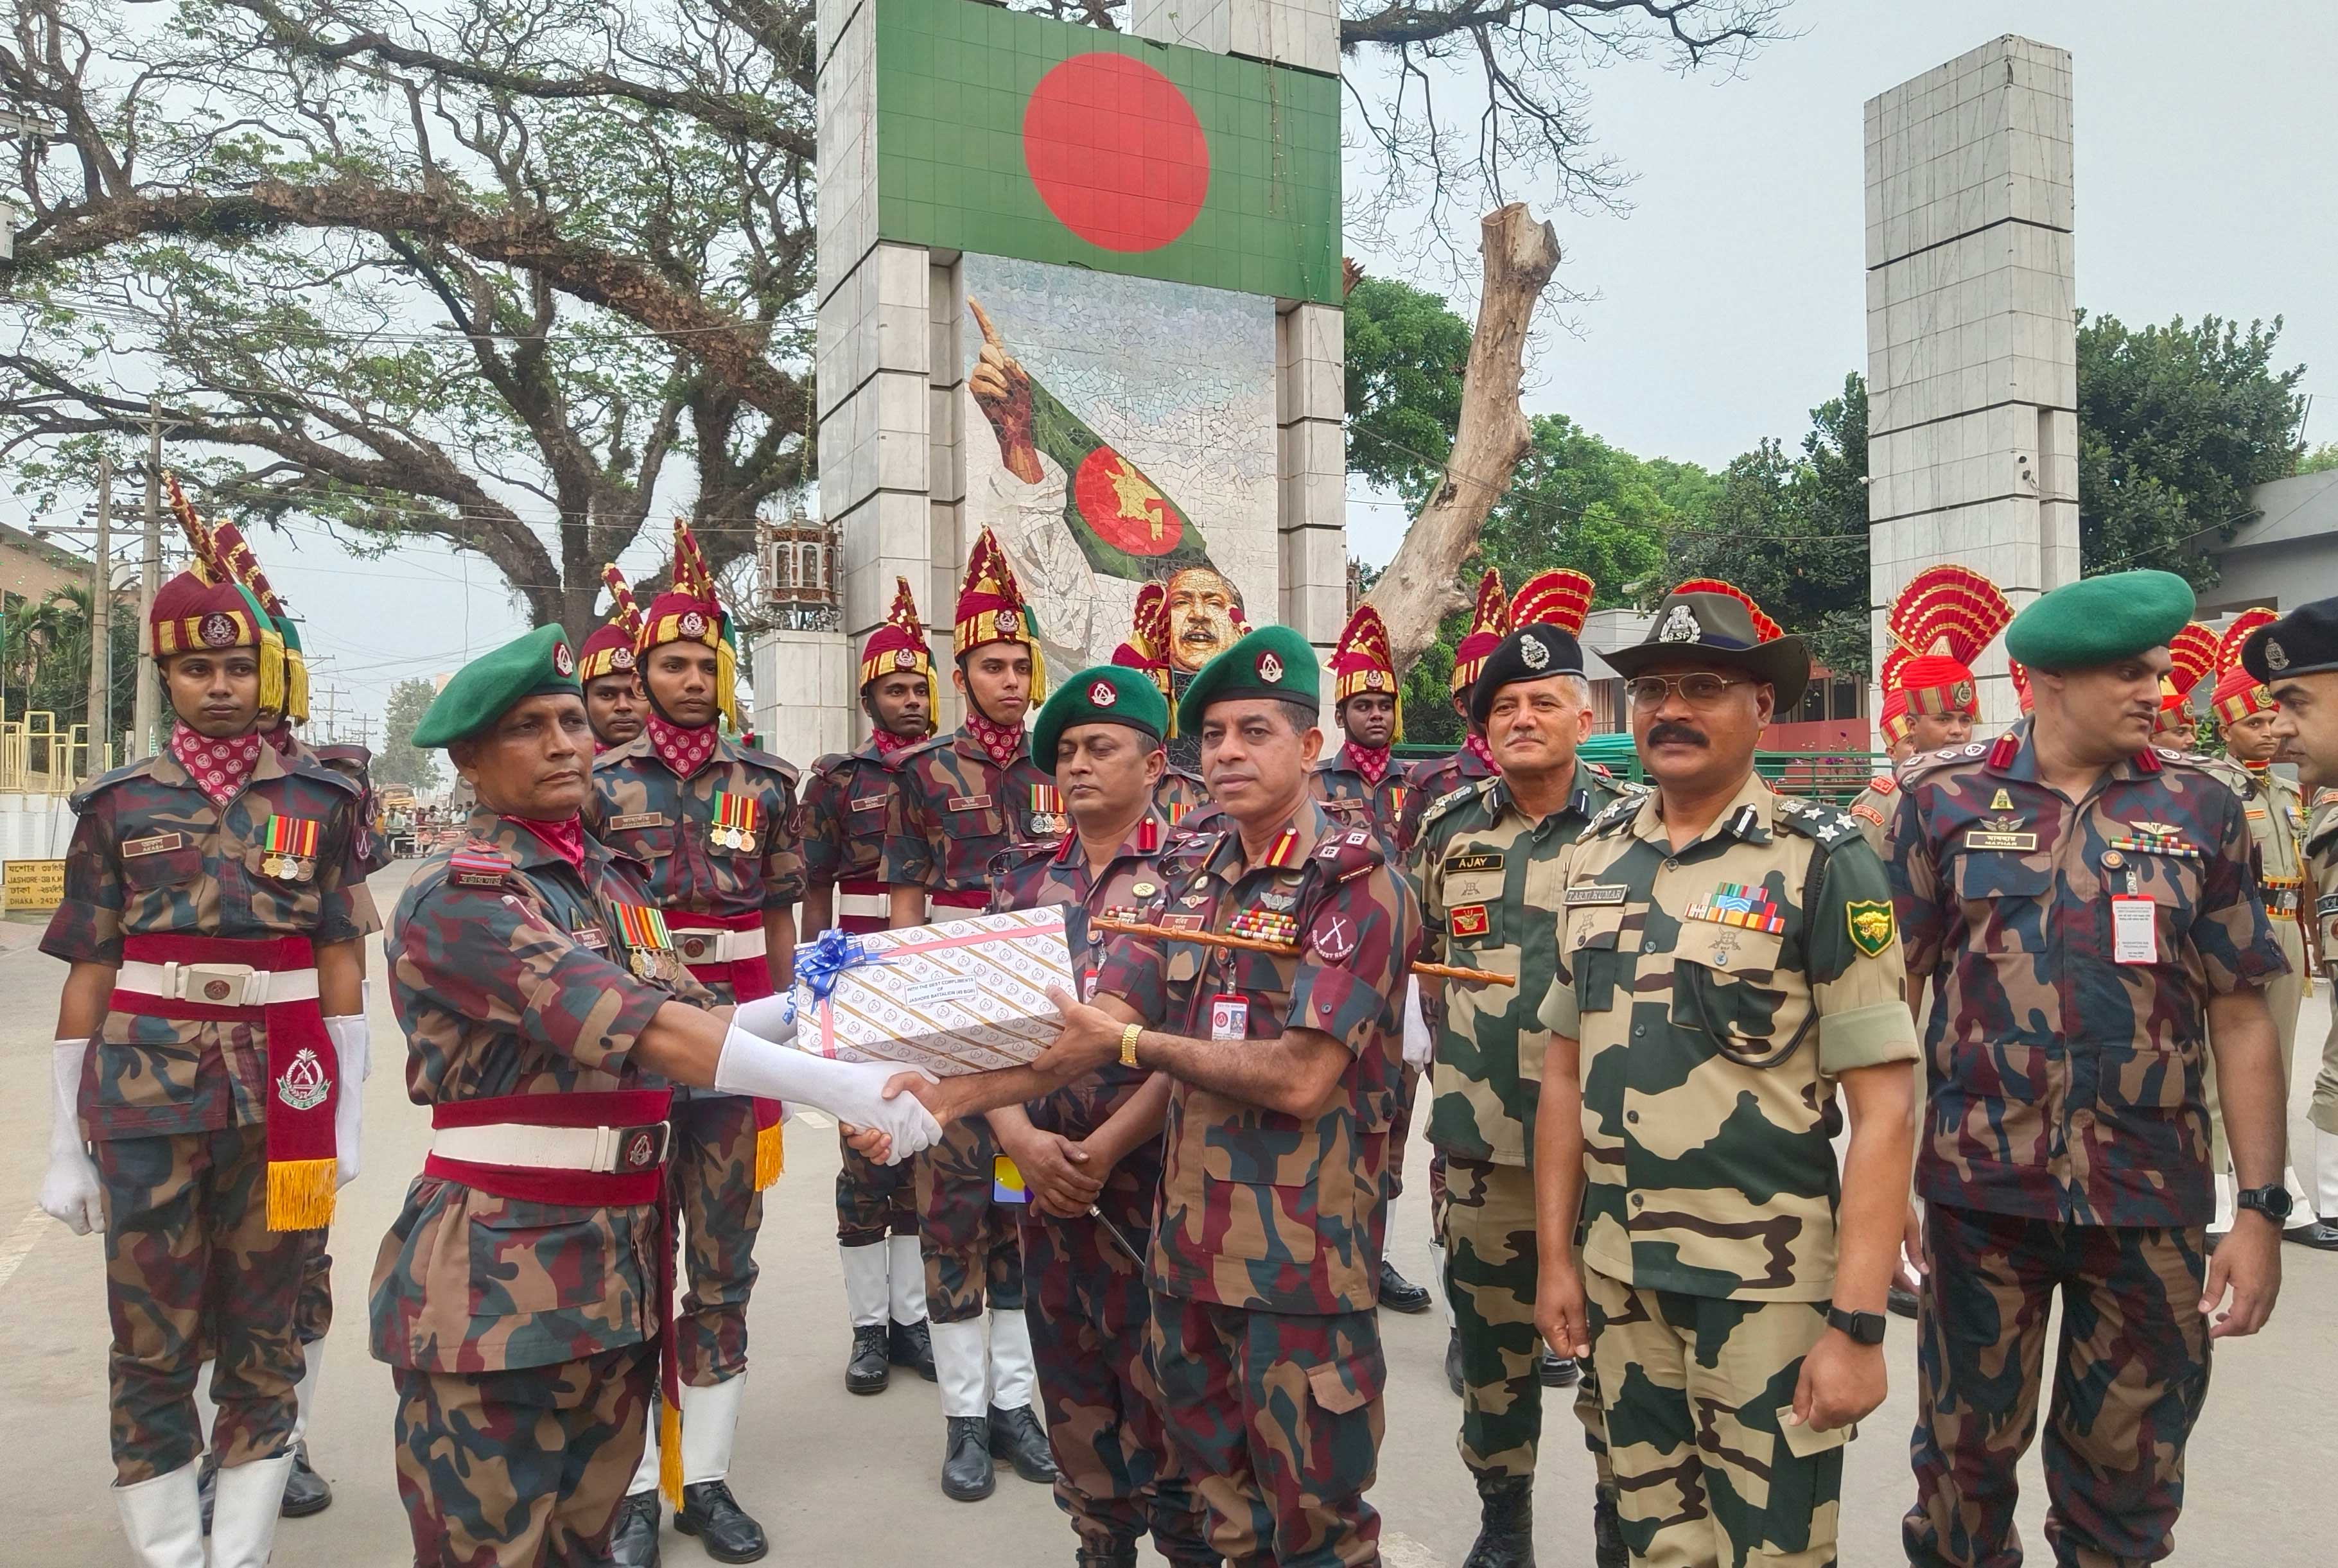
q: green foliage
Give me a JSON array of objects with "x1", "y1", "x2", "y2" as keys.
[
  {"x1": 375, "y1": 677, "x2": 444, "y2": 794},
  {"x1": 2075, "y1": 313, "x2": 2307, "y2": 582},
  {"x1": 1345, "y1": 277, "x2": 1470, "y2": 501},
  {"x1": 2297, "y1": 442, "x2": 2338, "y2": 475},
  {"x1": 1, "y1": 586, "x2": 143, "y2": 744}
]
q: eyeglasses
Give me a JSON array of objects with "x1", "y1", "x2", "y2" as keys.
[{"x1": 1625, "y1": 674, "x2": 1752, "y2": 710}]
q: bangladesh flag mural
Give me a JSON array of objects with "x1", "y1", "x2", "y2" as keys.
[{"x1": 872, "y1": 0, "x2": 1341, "y2": 304}]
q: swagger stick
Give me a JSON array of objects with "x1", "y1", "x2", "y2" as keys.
[{"x1": 1088, "y1": 918, "x2": 1517, "y2": 988}]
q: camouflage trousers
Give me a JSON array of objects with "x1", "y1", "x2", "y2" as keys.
[
  {"x1": 393, "y1": 1341, "x2": 654, "y2": 1567},
  {"x1": 1019, "y1": 1147, "x2": 1213, "y2": 1562},
  {"x1": 672, "y1": 1092, "x2": 764, "y2": 1386},
  {"x1": 1148, "y1": 1294, "x2": 1384, "y2": 1568},
  {"x1": 1904, "y1": 1204, "x2": 2212, "y2": 1568},
  {"x1": 1440, "y1": 1156, "x2": 1604, "y2": 1484},
  {"x1": 916, "y1": 1117, "x2": 1024, "y2": 1323},
  {"x1": 2205, "y1": 919, "x2": 2304, "y2": 1167},
  {"x1": 295, "y1": 1233, "x2": 334, "y2": 1346},
  {"x1": 1583, "y1": 1265, "x2": 1841, "y2": 1568},
  {"x1": 836, "y1": 1125, "x2": 918, "y2": 1247},
  {"x1": 94, "y1": 1123, "x2": 307, "y2": 1483}
]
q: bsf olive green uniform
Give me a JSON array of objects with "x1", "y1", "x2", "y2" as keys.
[
  {"x1": 2312, "y1": 794, "x2": 2338, "y2": 1137},
  {"x1": 1544, "y1": 772, "x2": 1919, "y2": 1568},
  {"x1": 1411, "y1": 764, "x2": 1635, "y2": 1486},
  {"x1": 2199, "y1": 758, "x2": 2308, "y2": 1169}
]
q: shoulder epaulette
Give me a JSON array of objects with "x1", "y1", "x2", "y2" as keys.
[
  {"x1": 283, "y1": 752, "x2": 363, "y2": 797},
  {"x1": 1585, "y1": 759, "x2": 1615, "y2": 779},
  {"x1": 893, "y1": 733, "x2": 950, "y2": 765},
  {"x1": 1421, "y1": 777, "x2": 1492, "y2": 827},
  {"x1": 810, "y1": 751, "x2": 851, "y2": 777},
  {"x1": 313, "y1": 742, "x2": 374, "y2": 772},
  {"x1": 1899, "y1": 740, "x2": 1987, "y2": 782},
  {"x1": 1774, "y1": 796, "x2": 1865, "y2": 849},
  {"x1": 444, "y1": 841, "x2": 516, "y2": 889},
  {"x1": 1585, "y1": 792, "x2": 1641, "y2": 837},
  {"x1": 67, "y1": 756, "x2": 161, "y2": 814},
  {"x1": 1311, "y1": 824, "x2": 1387, "y2": 884},
  {"x1": 733, "y1": 744, "x2": 798, "y2": 785}
]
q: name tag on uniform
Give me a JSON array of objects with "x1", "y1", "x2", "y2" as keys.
[
  {"x1": 1565, "y1": 884, "x2": 1628, "y2": 907},
  {"x1": 608, "y1": 812, "x2": 666, "y2": 831},
  {"x1": 572, "y1": 925, "x2": 609, "y2": 950},
  {"x1": 2111, "y1": 894, "x2": 2158, "y2": 964},
  {"x1": 1444, "y1": 851, "x2": 1504, "y2": 873},
  {"x1": 1210, "y1": 994, "x2": 1248, "y2": 1040},
  {"x1": 1964, "y1": 830, "x2": 2039, "y2": 851},
  {"x1": 947, "y1": 793, "x2": 993, "y2": 812},
  {"x1": 849, "y1": 795, "x2": 888, "y2": 812},
  {"x1": 2319, "y1": 894, "x2": 2338, "y2": 918},
  {"x1": 1159, "y1": 913, "x2": 1207, "y2": 933},
  {"x1": 123, "y1": 832, "x2": 184, "y2": 858}
]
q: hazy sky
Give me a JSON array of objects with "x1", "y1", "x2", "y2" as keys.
[{"x1": 31, "y1": 0, "x2": 2334, "y2": 731}]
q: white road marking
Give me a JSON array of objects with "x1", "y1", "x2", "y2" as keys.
[
  {"x1": 0, "y1": 1206, "x2": 54, "y2": 1293},
  {"x1": 1381, "y1": 1530, "x2": 1451, "y2": 1568}
]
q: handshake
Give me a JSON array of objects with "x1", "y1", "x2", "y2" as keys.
[{"x1": 715, "y1": 993, "x2": 952, "y2": 1165}]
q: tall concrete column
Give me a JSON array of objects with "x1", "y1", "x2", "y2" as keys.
[{"x1": 1865, "y1": 35, "x2": 2077, "y2": 727}]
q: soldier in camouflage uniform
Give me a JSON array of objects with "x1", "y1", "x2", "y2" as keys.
[
  {"x1": 1894, "y1": 571, "x2": 2291, "y2": 1568},
  {"x1": 1019, "y1": 625, "x2": 1423, "y2": 1567},
  {"x1": 1110, "y1": 581, "x2": 1212, "y2": 828},
  {"x1": 981, "y1": 665, "x2": 1214, "y2": 1567},
  {"x1": 37, "y1": 495, "x2": 373, "y2": 1568},
  {"x1": 1534, "y1": 585, "x2": 1919, "y2": 1568},
  {"x1": 2259, "y1": 604, "x2": 2338, "y2": 1247},
  {"x1": 1414, "y1": 619, "x2": 1636, "y2": 1568},
  {"x1": 800, "y1": 577, "x2": 938, "y2": 1395},
  {"x1": 585, "y1": 523, "x2": 800, "y2": 1564},
  {"x1": 1395, "y1": 568, "x2": 1509, "y2": 853},
  {"x1": 374, "y1": 625, "x2": 935, "y2": 1568},
  {"x1": 579, "y1": 565, "x2": 649, "y2": 753},
  {"x1": 882, "y1": 528, "x2": 1060, "y2": 1499}
]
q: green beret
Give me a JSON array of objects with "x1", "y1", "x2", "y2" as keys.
[
  {"x1": 412, "y1": 625, "x2": 583, "y2": 748},
  {"x1": 1176, "y1": 624, "x2": 1320, "y2": 735},
  {"x1": 1031, "y1": 665, "x2": 1169, "y2": 772},
  {"x1": 2003, "y1": 570, "x2": 2195, "y2": 671}
]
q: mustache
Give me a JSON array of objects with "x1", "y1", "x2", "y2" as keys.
[{"x1": 1646, "y1": 722, "x2": 1708, "y2": 749}]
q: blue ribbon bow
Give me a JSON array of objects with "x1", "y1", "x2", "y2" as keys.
[{"x1": 795, "y1": 927, "x2": 884, "y2": 1002}]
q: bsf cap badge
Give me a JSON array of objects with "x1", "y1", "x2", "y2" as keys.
[
  {"x1": 679, "y1": 610, "x2": 707, "y2": 638},
  {"x1": 1257, "y1": 651, "x2": 1285, "y2": 684},
  {"x1": 1088, "y1": 678, "x2": 1116, "y2": 706},
  {"x1": 1952, "y1": 679, "x2": 1975, "y2": 708},
  {"x1": 2266, "y1": 638, "x2": 2290, "y2": 672},
  {"x1": 1521, "y1": 634, "x2": 1551, "y2": 670},
  {"x1": 552, "y1": 640, "x2": 575, "y2": 676},
  {"x1": 200, "y1": 612, "x2": 238, "y2": 649},
  {"x1": 1658, "y1": 604, "x2": 1700, "y2": 643}
]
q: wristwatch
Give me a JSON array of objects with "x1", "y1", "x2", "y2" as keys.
[
  {"x1": 1118, "y1": 1022, "x2": 1143, "y2": 1068},
  {"x1": 2236, "y1": 1185, "x2": 2295, "y2": 1224},
  {"x1": 1826, "y1": 1304, "x2": 1887, "y2": 1345}
]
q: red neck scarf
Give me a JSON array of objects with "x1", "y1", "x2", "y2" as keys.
[
  {"x1": 510, "y1": 814, "x2": 586, "y2": 870},
  {"x1": 963, "y1": 711, "x2": 1025, "y2": 769},
  {"x1": 1343, "y1": 740, "x2": 1393, "y2": 787},
  {"x1": 646, "y1": 710, "x2": 719, "y2": 778},
  {"x1": 1465, "y1": 732, "x2": 1499, "y2": 773},
  {"x1": 171, "y1": 724, "x2": 265, "y2": 807},
  {"x1": 872, "y1": 727, "x2": 918, "y2": 759}
]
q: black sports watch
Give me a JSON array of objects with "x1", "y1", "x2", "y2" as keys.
[
  {"x1": 2236, "y1": 1185, "x2": 2295, "y2": 1224},
  {"x1": 1826, "y1": 1305, "x2": 1887, "y2": 1346}
]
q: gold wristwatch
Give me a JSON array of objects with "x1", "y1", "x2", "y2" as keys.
[{"x1": 1119, "y1": 1022, "x2": 1143, "y2": 1068}]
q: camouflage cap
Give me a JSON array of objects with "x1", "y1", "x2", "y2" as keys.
[
  {"x1": 1176, "y1": 624, "x2": 1318, "y2": 733},
  {"x1": 1032, "y1": 663, "x2": 1169, "y2": 772},
  {"x1": 412, "y1": 625, "x2": 583, "y2": 748},
  {"x1": 2002, "y1": 570, "x2": 2194, "y2": 672}
]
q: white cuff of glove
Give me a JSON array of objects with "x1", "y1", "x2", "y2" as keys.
[
  {"x1": 326, "y1": 1015, "x2": 367, "y2": 1187},
  {"x1": 48, "y1": 1038, "x2": 90, "y2": 1153},
  {"x1": 1401, "y1": 976, "x2": 1433, "y2": 1068},
  {"x1": 40, "y1": 1039, "x2": 103, "y2": 1235},
  {"x1": 712, "y1": 1024, "x2": 939, "y2": 1164},
  {"x1": 729, "y1": 990, "x2": 798, "y2": 1042}
]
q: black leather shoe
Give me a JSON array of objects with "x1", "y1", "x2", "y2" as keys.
[
  {"x1": 1378, "y1": 1259, "x2": 1432, "y2": 1314},
  {"x1": 608, "y1": 1489, "x2": 661, "y2": 1567},
  {"x1": 943, "y1": 1415, "x2": 995, "y2": 1501},
  {"x1": 988, "y1": 1403, "x2": 1057, "y2": 1484},
  {"x1": 1445, "y1": 1328, "x2": 1465, "y2": 1397},
  {"x1": 1538, "y1": 1351, "x2": 1578, "y2": 1389},
  {"x1": 1462, "y1": 1472, "x2": 1534, "y2": 1568},
  {"x1": 279, "y1": 1441, "x2": 332, "y2": 1517},
  {"x1": 1592, "y1": 1485, "x2": 1627, "y2": 1568},
  {"x1": 1889, "y1": 1284, "x2": 1921, "y2": 1319},
  {"x1": 673, "y1": 1480, "x2": 767, "y2": 1563},
  {"x1": 2287, "y1": 1218, "x2": 2338, "y2": 1250},
  {"x1": 889, "y1": 1319, "x2": 938, "y2": 1381},
  {"x1": 846, "y1": 1324, "x2": 891, "y2": 1395}
]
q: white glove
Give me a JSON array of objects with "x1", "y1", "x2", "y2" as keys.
[
  {"x1": 327, "y1": 1015, "x2": 369, "y2": 1188},
  {"x1": 39, "y1": 1039, "x2": 103, "y2": 1235},
  {"x1": 1401, "y1": 976, "x2": 1434, "y2": 1069},
  {"x1": 729, "y1": 989, "x2": 798, "y2": 1043},
  {"x1": 712, "y1": 1024, "x2": 940, "y2": 1165}
]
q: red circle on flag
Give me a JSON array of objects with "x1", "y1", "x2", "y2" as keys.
[
  {"x1": 1074, "y1": 448, "x2": 1186, "y2": 557},
  {"x1": 1022, "y1": 55, "x2": 1209, "y2": 254}
]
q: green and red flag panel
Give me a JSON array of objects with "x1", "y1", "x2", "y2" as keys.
[{"x1": 873, "y1": 0, "x2": 1341, "y2": 304}]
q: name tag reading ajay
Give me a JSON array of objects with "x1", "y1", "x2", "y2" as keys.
[{"x1": 2111, "y1": 894, "x2": 2158, "y2": 964}]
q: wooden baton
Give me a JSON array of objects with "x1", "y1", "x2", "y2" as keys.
[{"x1": 1089, "y1": 917, "x2": 1516, "y2": 988}]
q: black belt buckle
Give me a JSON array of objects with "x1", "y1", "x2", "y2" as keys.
[{"x1": 612, "y1": 1121, "x2": 671, "y2": 1173}]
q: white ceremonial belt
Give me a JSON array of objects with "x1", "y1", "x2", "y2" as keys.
[
  {"x1": 837, "y1": 891, "x2": 890, "y2": 920},
  {"x1": 430, "y1": 1122, "x2": 671, "y2": 1173},
  {"x1": 117, "y1": 960, "x2": 320, "y2": 1007},
  {"x1": 673, "y1": 928, "x2": 768, "y2": 965}
]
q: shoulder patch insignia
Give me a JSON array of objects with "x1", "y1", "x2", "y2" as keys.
[
  {"x1": 1846, "y1": 900, "x2": 1897, "y2": 958},
  {"x1": 1869, "y1": 773, "x2": 1897, "y2": 795}
]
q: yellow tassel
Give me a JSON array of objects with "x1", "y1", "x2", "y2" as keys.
[
  {"x1": 286, "y1": 650, "x2": 311, "y2": 726},
  {"x1": 256, "y1": 629, "x2": 288, "y2": 719},
  {"x1": 266, "y1": 1158, "x2": 335, "y2": 1231},
  {"x1": 753, "y1": 1119, "x2": 785, "y2": 1191},
  {"x1": 1026, "y1": 632, "x2": 1047, "y2": 702},
  {"x1": 658, "y1": 1399, "x2": 684, "y2": 1508},
  {"x1": 1392, "y1": 692, "x2": 1404, "y2": 745},
  {"x1": 716, "y1": 638, "x2": 739, "y2": 732}
]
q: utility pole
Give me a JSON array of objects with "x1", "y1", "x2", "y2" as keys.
[
  {"x1": 318, "y1": 684, "x2": 342, "y2": 745},
  {"x1": 88, "y1": 455, "x2": 113, "y2": 775},
  {"x1": 135, "y1": 396, "x2": 164, "y2": 758}
]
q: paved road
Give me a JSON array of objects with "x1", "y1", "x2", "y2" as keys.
[{"x1": 3, "y1": 861, "x2": 2330, "y2": 1564}]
